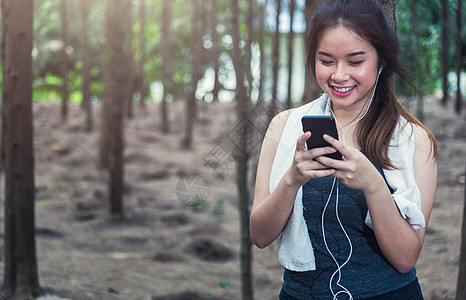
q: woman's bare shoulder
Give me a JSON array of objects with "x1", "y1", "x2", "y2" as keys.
[{"x1": 266, "y1": 108, "x2": 296, "y2": 138}]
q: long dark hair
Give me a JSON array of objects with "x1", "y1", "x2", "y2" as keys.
[{"x1": 306, "y1": 0, "x2": 437, "y2": 169}]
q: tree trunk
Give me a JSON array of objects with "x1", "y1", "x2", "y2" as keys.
[
  {"x1": 98, "y1": 65, "x2": 111, "y2": 168},
  {"x1": 211, "y1": 0, "x2": 221, "y2": 102},
  {"x1": 287, "y1": 0, "x2": 295, "y2": 109},
  {"x1": 454, "y1": 0, "x2": 462, "y2": 115},
  {"x1": 161, "y1": 0, "x2": 172, "y2": 133},
  {"x1": 138, "y1": 0, "x2": 147, "y2": 109},
  {"x1": 374, "y1": 0, "x2": 396, "y2": 31},
  {"x1": 270, "y1": 0, "x2": 281, "y2": 119},
  {"x1": 246, "y1": 0, "x2": 255, "y2": 100},
  {"x1": 303, "y1": 0, "x2": 321, "y2": 104},
  {"x1": 105, "y1": 0, "x2": 132, "y2": 221},
  {"x1": 440, "y1": 0, "x2": 449, "y2": 106},
  {"x1": 61, "y1": 0, "x2": 69, "y2": 121},
  {"x1": 231, "y1": 1, "x2": 254, "y2": 299},
  {"x1": 1, "y1": 0, "x2": 41, "y2": 298},
  {"x1": 410, "y1": 0, "x2": 424, "y2": 122},
  {"x1": 181, "y1": 0, "x2": 201, "y2": 148},
  {"x1": 257, "y1": 0, "x2": 268, "y2": 104},
  {"x1": 456, "y1": 161, "x2": 466, "y2": 299},
  {"x1": 81, "y1": 0, "x2": 93, "y2": 132},
  {"x1": 373, "y1": 0, "x2": 396, "y2": 91},
  {"x1": 126, "y1": 5, "x2": 135, "y2": 120}
]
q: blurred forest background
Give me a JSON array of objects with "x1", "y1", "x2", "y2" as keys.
[{"x1": 0, "y1": 0, "x2": 465, "y2": 299}]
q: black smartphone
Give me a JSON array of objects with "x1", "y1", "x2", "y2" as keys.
[{"x1": 301, "y1": 116, "x2": 342, "y2": 160}]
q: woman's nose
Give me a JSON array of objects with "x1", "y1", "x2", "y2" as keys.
[{"x1": 331, "y1": 65, "x2": 349, "y2": 82}]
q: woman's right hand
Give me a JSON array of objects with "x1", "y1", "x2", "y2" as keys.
[
  {"x1": 284, "y1": 131, "x2": 337, "y2": 189},
  {"x1": 251, "y1": 112, "x2": 337, "y2": 248}
]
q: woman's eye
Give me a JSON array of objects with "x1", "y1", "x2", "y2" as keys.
[
  {"x1": 320, "y1": 60, "x2": 334, "y2": 66},
  {"x1": 349, "y1": 61, "x2": 364, "y2": 66}
]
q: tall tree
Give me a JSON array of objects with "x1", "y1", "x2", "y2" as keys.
[
  {"x1": 125, "y1": 4, "x2": 135, "y2": 120},
  {"x1": 99, "y1": 2, "x2": 112, "y2": 169},
  {"x1": 246, "y1": 0, "x2": 255, "y2": 99},
  {"x1": 257, "y1": 0, "x2": 268, "y2": 104},
  {"x1": 98, "y1": 68, "x2": 111, "y2": 168},
  {"x1": 374, "y1": 0, "x2": 396, "y2": 30},
  {"x1": 287, "y1": 0, "x2": 295, "y2": 108},
  {"x1": 105, "y1": 0, "x2": 132, "y2": 221},
  {"x1": 410, "y1": 0, "x2": 424, "y2": 122},
  {"x1": 230, "y1": 1, "x2": 254, "y2": 299},
  {"x1": 181, "y1": 0, "x2": 202, "y2": 148},
  {"x1": 81, "y1": 0, "x2": 93, "y2": 132},
  {"x1": 1, "y1": 0, "x2": 41, "y2": 298},
  {"x1": 454, "y1": 0, "x2": 462, "y2": 115},
  {"x1": 138, "y1": 0, "x2": 147, "y2": 109},
  {"x1": 61, "y1": 0, "x2": 69, "y2": 121},
  {"x1": 457, "y1": 161, "x2": 466, "y2": 300},
  {"x1": 161, "y1": 0, "x2": 172, "y2": 133},
  {"x1": 303, "y1": 0, "x2": 321, "y2": 104},
  {"x1": 440, "y1": 0, "x2": 449, "y2": 106},
  {"x1": 373, "y1": 0, "x2": 396, "y2": 91},
  {"x1": 270, "y1": 0, "x2": 282, "y2": 119},
  {"x1": 211, "y1": 0, "x2": 221, "y2": 102}
]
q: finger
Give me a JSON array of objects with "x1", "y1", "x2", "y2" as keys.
[
  {"x1": 307, "y1": 146, "x2": 338, "y2": 159},
  {"x1": 323, "y1": 134, "x2": 347, "y2": 157},
  {"x1": 296, "y1": 131, "x2": 311, "y2": 152},
  {"x1": 298, "y1": 158, "x2": 329, "y2": 170},
  {"x1": 314, "y1": 155, "x2": 345, "y2": 170},
  {"x1": 304, "y1": 168, "x2": 336, "y2": 178}
]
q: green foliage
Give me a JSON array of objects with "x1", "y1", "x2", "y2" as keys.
[
  {"x1": 212, "y1": 199, "x2": 225, "y2": 216},
  {"x1": 395, "y1": 0, "x2": 462, "y2": 96},
  {"x1": 23, "y1": 0, "x2": 458, "y2": 103},
  {"x1": 219, "y1": 280, "x2": 230, "y2": 289}
]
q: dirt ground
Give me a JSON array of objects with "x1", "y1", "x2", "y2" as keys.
[{"x1": 1, "y1": 95, "x2": 465, "y2": 300}]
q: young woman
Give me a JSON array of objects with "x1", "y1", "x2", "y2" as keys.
[{"x1": 250, "y1": 0, "x2": 437, "y2": 299}]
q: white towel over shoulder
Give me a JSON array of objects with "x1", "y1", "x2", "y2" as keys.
[{"x1": 269, "y1": 94, "x2": 425, "y2": 272}]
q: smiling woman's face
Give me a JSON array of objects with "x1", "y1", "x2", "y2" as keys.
[{"x1": 315, "y1": 25, "x2": 379, "y2": 113}]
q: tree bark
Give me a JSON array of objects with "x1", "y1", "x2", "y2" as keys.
[
  {"x1": 1, "y1": 0, "x2": 41, "y2": 298},
  {"x1": 138, "y1": 0, "x2": 147, "y2": 109},
  {"x1": 181, "y1": 0, "x2": 201, "y2": 148},
  {"x1": 231, "y1": 0, "x2": 254, "y2": 299},
  {"x1": 246, "y1": 0, "x2": 255, "y2": 99},
  {"x1": 161, "y1": 0, "x2": 172, "y2": 133},
  {"x1": 98, "y1": 65, "x2": 111, "y2": 168},
  {"x1": 211, "y1": 0, "x2": 221, "y2": 102},
  {"x1": 456, "y1": 161, "x2": 466, "y2": 300},
  {"x1": 270, "y1": 0, "x2": 282, "y2": 118},
  {"x1": 81, "y1": 0, "x2": 93, "y2": 132},
  {"x1": 287, "y1": 0, "x2": 295, "y2": 108},
  {"x1": 454, "y1": 0, "x2": 462, "y2": 115},
  {"x1": 373, "y1": 0, "x2": 396, "y2": 91},
  {"x1": 61, "y1": 0, "x2": 69, "y2": 121},
  {"x1": 257, "y1": 0, "x2": 268, "y2": 104},
  {"x1": 303, "y1": 0, "x2": 321, "y2": 104},
  {"x1": 105, "y1": 0, "x2": 132, "y2": 221},
  {"x1": 440, "y1": 0, "x2": 449, "y2": 106},
  {"x1": 374, "y1": 0, "x2": 396, "y2": 31},
  {"x1": 125, "y1": 5, "x2": 135, "y2": 120},
  {"x1": 410, "y1": 0, "x2": 424, "y2": 122}
]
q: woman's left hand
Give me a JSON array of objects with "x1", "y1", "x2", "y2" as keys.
[{"x1": 314, "y1": 134, "x2": 383, "y2": 192}]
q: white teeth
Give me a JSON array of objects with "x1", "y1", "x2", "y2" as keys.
[{"x1": 334, "y1": 86, "x2": 354, "y2": 93}]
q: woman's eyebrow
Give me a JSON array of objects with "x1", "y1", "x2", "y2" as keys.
[
  {"x1": 346, "y1": 51, "x2": 366, "y2": 57},
  {"x1": 317, "y1": 50, "x2": 366, "y2": 58},
  {"x1": 317, "y1": 51, "x2": 333, "y2": 57}
]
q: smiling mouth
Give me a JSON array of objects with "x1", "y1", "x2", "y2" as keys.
[{"x1": 332, "y1": 85, "x2": 356, "y2": 93}]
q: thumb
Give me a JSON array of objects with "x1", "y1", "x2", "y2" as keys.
[{"x1": 296, "y1": 131, "x2": 311, "y2": 152}]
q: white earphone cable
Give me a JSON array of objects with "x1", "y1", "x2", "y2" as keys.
[{"x1": 321, "y1": 66, "x2": 382, "y2": 299}]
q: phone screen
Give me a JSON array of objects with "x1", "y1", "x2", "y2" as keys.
[{"x1": 301, "y1": 116, "x2": 342, "y2": 160}]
